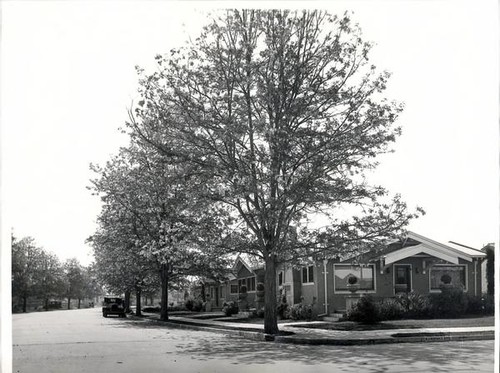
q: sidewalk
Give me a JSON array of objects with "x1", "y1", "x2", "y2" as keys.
[{"x1": 136, "y1": 313, "x2": 495, "y2": 345}]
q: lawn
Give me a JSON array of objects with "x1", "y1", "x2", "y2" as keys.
[
  {"x1": 208, "y1": 314, "x2": 494, "y2": 330},
  {"x1": 288, "y1": 316, "x2": 495, "y2": 331}
]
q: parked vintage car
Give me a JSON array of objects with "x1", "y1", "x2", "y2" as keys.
[{"x1": 102, "y1": 297, "x2": 126, "y2": 318}]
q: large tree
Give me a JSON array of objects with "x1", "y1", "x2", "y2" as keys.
[{"x1": 128, "y1": 10, "x2": 422, "y2": 334}]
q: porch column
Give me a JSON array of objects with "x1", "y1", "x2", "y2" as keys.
[{"x1": 323, "y1": 259, "x2": 328, "y2": 315}]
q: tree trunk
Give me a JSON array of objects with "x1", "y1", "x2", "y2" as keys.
[
  {"x1": 160, "y1": 264, "x2": 169, "y2": 321},
  {"x1": 78, "y1": 298, "x2": 81, "y2": 309},
  {"x1": 44, "y1": 298, "x2": 49, "y2": 311},
  {"x1": 135, "y1": 288, "x2": 142, "y2": 316},
  {"x1": 264, "y1": 254, "x2": 279, "y2": 335},
  {"x1": 124, "y1": 290, "x2": 131, "y2": 313},
  {"x1": 22, "y1": 296, "x2": 27, "y2": 313},
  {"x1": 67, "y1": 297, "x2": 71, "y2": 310}
]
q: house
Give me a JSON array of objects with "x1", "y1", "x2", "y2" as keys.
[{"x1": 205, "y1": 232, "x2": 486, "y2": 314}]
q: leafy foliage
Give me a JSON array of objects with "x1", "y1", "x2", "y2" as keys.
[
  {"x1": 88, "y1": 144, "x2": 230, "y2": 320},
  {"x1": 12, "y1": 234, "x2": 97, "y2": 312},
  {"x1": 126, "y1": 9, "x2": 423, "y2": 334},
  {"x1": 395, "y1": 291, "x2": 430, "y2": 318},
  {"x1": 377, "y1": 298, "x2": 404, "y2": 320},
  {"x1": 485, "y1": 244, "x2": 494, "y2": 296},
  {"x1": 287, "y1": 303, "x2": 315, "y2": 321},
  {"x1": 222, "y1": 301, "x2": 239, "y2": 316},
  {"x1": 428, "y1": 287, "x2": 468, "y2": 318},
  {"x1": 346, "y1": 295, "x2": 380, "y2": 324}
]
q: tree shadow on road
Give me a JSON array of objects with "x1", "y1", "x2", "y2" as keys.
[
  {"x1": 186, "y1": 335, "x2": 491, "y2": 368},
  {"x1": 113, "y1": 317, "x2": 493, "y2": 372}
]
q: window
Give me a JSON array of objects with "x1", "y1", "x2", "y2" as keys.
[
  {"x1": 278, "y1": 271, "x2": 283, "y2": 286},
  {"x1": 302, "y1": 265, "x2": 314, "y2": 284},
  {"x1": 430, "y1": 265, "x2": 466, "y2": 290},
  {"x1": 238, "y1": 278, "x2": 247, "y2": 290},
  {"x1": 230, "y1": 284, "x2": 238, "y2": 294},
  {"x1": 248, "y1": 277, "x2": 256, "y2": 291},
  {"x1": 237, "y1": 276, "x2": 256, "y2": 291},
  {"x1": 334, "y1": 264, "x2": 375, "y2": 291}
]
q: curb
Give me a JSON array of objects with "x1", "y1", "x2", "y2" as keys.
[{"x1": 127, "y1": 314, "x2": 495, "y2": 346}]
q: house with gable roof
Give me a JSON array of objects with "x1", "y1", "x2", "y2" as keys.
[{"x1": 205, "y1": 232, "x2": 487, "y2": 315}]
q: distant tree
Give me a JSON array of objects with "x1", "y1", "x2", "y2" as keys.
[
  {"x1": 12, "y1": 235, "x2": 43, "y2": 312},
  {"x1": 128, "y1": 9, "x2": 422, "y2": 334},
  {"x1": 63, "y1": 258, "x2": 86, "y2": 309},
  {"x1": 81, "y1": 265, "x2": 103, "y2": 305},
  {"x1": 33, "y1": 251, "x2": 66, "y2": 311}
]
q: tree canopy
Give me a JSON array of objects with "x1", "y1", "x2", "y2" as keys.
[
  {"x1": 125, "y1": 9, "x2": 422, "y2": 334},
  {"x1": 89, "y1": 143, "x2": 230, "y2": 320}
]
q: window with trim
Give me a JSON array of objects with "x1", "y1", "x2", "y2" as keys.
[
  {"x1": 230, "y1": 284, "x2": 238, "y2": 294},
  {"x1": 302, "y1": 265, "x2": 314, "y2": 284},
  {"x1": 334, "y1": 264, "x2": 375, "y2": 291},
  {"x1": 430, "y1": 265, "x2": 466, "y2": 290},
  {"x1": 238, "y1": 276, "x2": 256, "y2": 291},
  {"x1": 278, "y1": 271, "x2": 284, "y2": 286},
  {"x1": 248, "y1": 277, "x2": 256, "y2": 291}
]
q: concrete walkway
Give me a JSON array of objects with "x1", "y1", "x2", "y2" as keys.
[{"x1": 136, "y1": 313, "x2": 495, "y2": 345}]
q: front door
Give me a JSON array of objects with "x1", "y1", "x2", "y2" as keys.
[{"x1": 394, "y1": 265, "x2": 412, "y2": 293}]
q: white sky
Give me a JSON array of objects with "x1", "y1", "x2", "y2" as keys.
[{"x1": 1, "y1": 0, "x2": 498, "y2": 267}]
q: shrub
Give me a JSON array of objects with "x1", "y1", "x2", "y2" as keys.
[
  {"x1": 142, "y1": 306, "x2": 161, "y2": 313},
  {"x1": 185, "y1": 297, "x2": 203, "y2": 312},
  {"x1": 277, "y1": 301, "x2": 289, "y2": 319},
  {"x1": 396, "y1": 291, "x2": 430, "y2": 318},
  {"x1": 429, "y1": 287, "x2": 468, "y2": 318},
  {"x1": 167, "y1": 305, "x2": 186, "y2": 312},
  {"x1": 346, "y1": 295, "x2": 380, "y2": 324},
  {"x1": 222, "y1": 301, "x2": 239, "y2": 316},
  {"x1": 287, "y1": 303, "x2": 315, "y2": 321},
  {"x1": 185, "y1": 298, "x2": 194, "y2": 311},
  {"x1": 466, "y1": 294, "x2": 494, "y2": 315},
  {"x1": 378, "y1": 298, "x2": 404, "y2": 321},
  {"x1": 256, "y1": 282, "x2": 265, "y2": 292},
  {"x1": 192, "y1": 299, "x2": 204, "y2": 312},
  {"x1": 347, "y1": 275, "x2": 358, "y2": 285}
]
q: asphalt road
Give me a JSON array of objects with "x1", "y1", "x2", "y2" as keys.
[{"x1": 12, "y1": 308, "x2": 495, "y2": 373}]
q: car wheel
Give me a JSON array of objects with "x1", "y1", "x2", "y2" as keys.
[{"x1": 103, "y1": 313, "x2": 107, "y2": 318}]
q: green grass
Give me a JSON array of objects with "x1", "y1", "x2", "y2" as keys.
[{"x1": 289, "y1": 316, "x2": 494, "y2": 331}]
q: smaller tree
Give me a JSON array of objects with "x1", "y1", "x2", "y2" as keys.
[{"x1": 484, "y1": 243, "x2": 494, "y2": 296}]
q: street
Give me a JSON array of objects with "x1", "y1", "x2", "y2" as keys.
[{"x1": 13, "y1": 308, "x2": 494, "y2": 373}]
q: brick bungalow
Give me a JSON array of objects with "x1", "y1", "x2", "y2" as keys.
[{"x1": 205, "y1": 232, "x2": 487, "y2": 314}]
